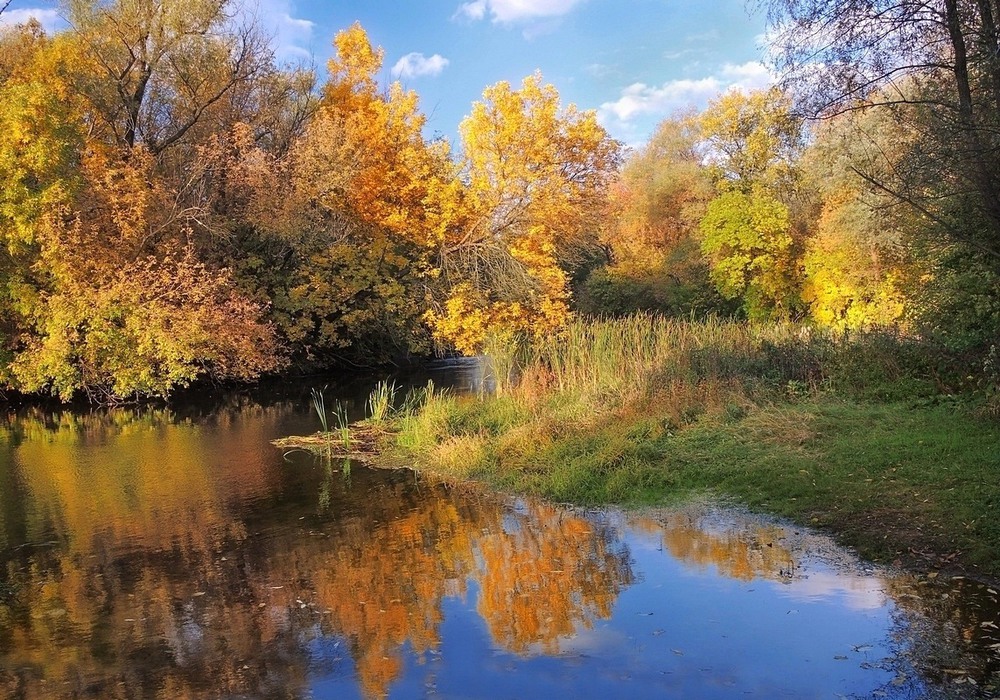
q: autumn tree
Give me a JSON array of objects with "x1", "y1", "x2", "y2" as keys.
[
  {"x1": 64, "y1": 0, "x2": 271, "y2": 155},
  {"x1": 577, "y1": 112, "x2": 727, "y2": 317},
  {"x1": 0, "y1": 24, "x2": 82, "y2": 387},
  {"x1": 429, "y1": 73, "x2": 621, "y2": 353},
  {"x1": 612, "y1": 112, "x2": 711, "y2": 259},
  {"x1": 262, "y1": 23, "x2": 453, "y2": 363},
  {"x1": 797, "y1": 107, "x2": 923, "y2": 330},
  {"x1": 763, "y1": 0, "x2": 1000, "y2": 346},
  {"x1": 697, "y1": 89, "x2": 806, "y2": 319},
  {"x1": 0, "y1": 19, "x2": 283, "y2": 401}
]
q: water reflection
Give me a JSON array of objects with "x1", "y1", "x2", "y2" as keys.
[{"x1": 1, "y1": 391, "x2": 998, "y2": 699}]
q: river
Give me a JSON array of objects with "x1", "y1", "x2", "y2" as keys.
[{"x1": 0, "y1": 361, "x2": 997, "y2": 699}]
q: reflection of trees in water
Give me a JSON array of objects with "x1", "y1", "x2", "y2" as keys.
[
  {"x1": 640, "y1": 508, "x2": 1000, "y2": 695},
  {"x1": 0, "y1": 408, "x2": 635, "y2": 699},
  {"x1": 633, "y1": 513, "x2": 796, "y2": 582},
  {"x1": 3, "y1": 407, "x2": 998, "y2": 699},
  {"x1": 477, "y1": 506, "x2": 632, "y2": 654}
]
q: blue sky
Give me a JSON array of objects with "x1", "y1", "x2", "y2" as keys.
[{"x1": 2, "y1": 0, "x2": 774, "y2": 148}]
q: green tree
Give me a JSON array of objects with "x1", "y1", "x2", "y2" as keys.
[
  {"x1": 697, "y1": 89, "x2": 805, "y2": 318},
  {"x1": 699, "y1": 189, "x2": 796, "y2": 319}
]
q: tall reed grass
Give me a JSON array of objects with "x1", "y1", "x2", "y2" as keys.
[
  {"x1": 483, "y1": 315, "x2": 835, "y2": 410},
  {"x1": 367, "y1": 380, "x2": 397, "y2": 425},
  {"x1": 392, "y1": 314, "x2": 942, "y2": 483}
]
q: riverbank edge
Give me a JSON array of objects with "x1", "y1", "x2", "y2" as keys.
[{"x1": 354, "y1": 393, "x2": 1000, "y2": 584}]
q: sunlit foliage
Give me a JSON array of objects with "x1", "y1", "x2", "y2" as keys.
[
  {"x1": 429, "y1": 73, "x2": 621, "y2": 353},
  {"x1": 697, "y1": 89, "x2": 804, "y2": 319}
]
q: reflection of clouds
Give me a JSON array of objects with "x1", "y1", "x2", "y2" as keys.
[
  {"x1": 552, "y1": 624, "x2": 628, "y2": 656},
  {"x1": 627, "y1": 504, "x2": 891, "y2": 612},
  {"x1": 776, "y1": 567, "x2": 888, "y2": 611}
]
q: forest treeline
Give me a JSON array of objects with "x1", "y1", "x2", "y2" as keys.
[{"x1": 1, "y1": 0, "x2": 998, "y2": 402}]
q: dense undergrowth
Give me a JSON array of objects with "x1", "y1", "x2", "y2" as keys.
[{"x1": 370, "y1": 315, "x2": 1000, "y2": 576}]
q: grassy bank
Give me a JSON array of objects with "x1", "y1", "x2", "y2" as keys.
[{"x1": 369, "y1": 316, "x2": 999, "y2": 576}]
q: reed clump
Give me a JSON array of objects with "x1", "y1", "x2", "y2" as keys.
[{"x1": 388, "y1": 314, "x2": 953, "y2": 495}]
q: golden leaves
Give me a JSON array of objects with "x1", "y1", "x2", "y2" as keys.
[{"x1": 434, "y1": 72, "x2": 621, "y2": 352}]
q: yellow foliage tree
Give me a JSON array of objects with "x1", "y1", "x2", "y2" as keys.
[
  {"x1": 0, "y1": 24, "x2": 282, "y2": 400},
  {"x1": 798, "y1": 113, "x2": 919, "y2": 330},
  {"x1": 429, "y1": 72, "x2": 621, "y2": 353},
  {"x1": 270, "y1": 23, "x2": 457, "y2": 360}
]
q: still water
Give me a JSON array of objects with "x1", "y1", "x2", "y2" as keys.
[{"x1": 1, "y1": 362, "x2": 998, "y2": 699}]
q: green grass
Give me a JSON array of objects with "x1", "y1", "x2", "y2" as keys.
[{"x1": 381, "y1": 316, "x2": 1000, "y2": 576}]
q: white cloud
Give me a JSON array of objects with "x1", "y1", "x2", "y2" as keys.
[
  {"x1": 585, "y1": 63, "x2": 614, "y2": 79},
  {"x1": 250, "y1": 0, "x2": 315, "y2": 62},
  {"x1": 0, "y1": 8, "x2": 62, "y2": 33},
  {"x1": 598, "y1": 61, "x2": 777, "y2": 125},
  {"x1": 391, "y1": 52, "x2": 450, "y2": 80},
  {"x1": 455, "y1": 0, "x2": 585, "y2": 23},
  {"x1": 719, "y1": 61, "x2": 773, "y2": 86},
  {"x1": 456, "y1": 0, "x2": 488, "y2": 20}
]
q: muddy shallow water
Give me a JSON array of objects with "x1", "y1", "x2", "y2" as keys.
[{"x1": 1, "y1": 365, "x2": 998, "y2": 699}]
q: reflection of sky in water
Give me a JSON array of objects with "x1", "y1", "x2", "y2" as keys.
[
  {"x1": 297, "y1": 507, "x2": 909, "y2": 699},
  {"x1": 778, "y1": 567, "x2": 889, "y2": 611}
]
